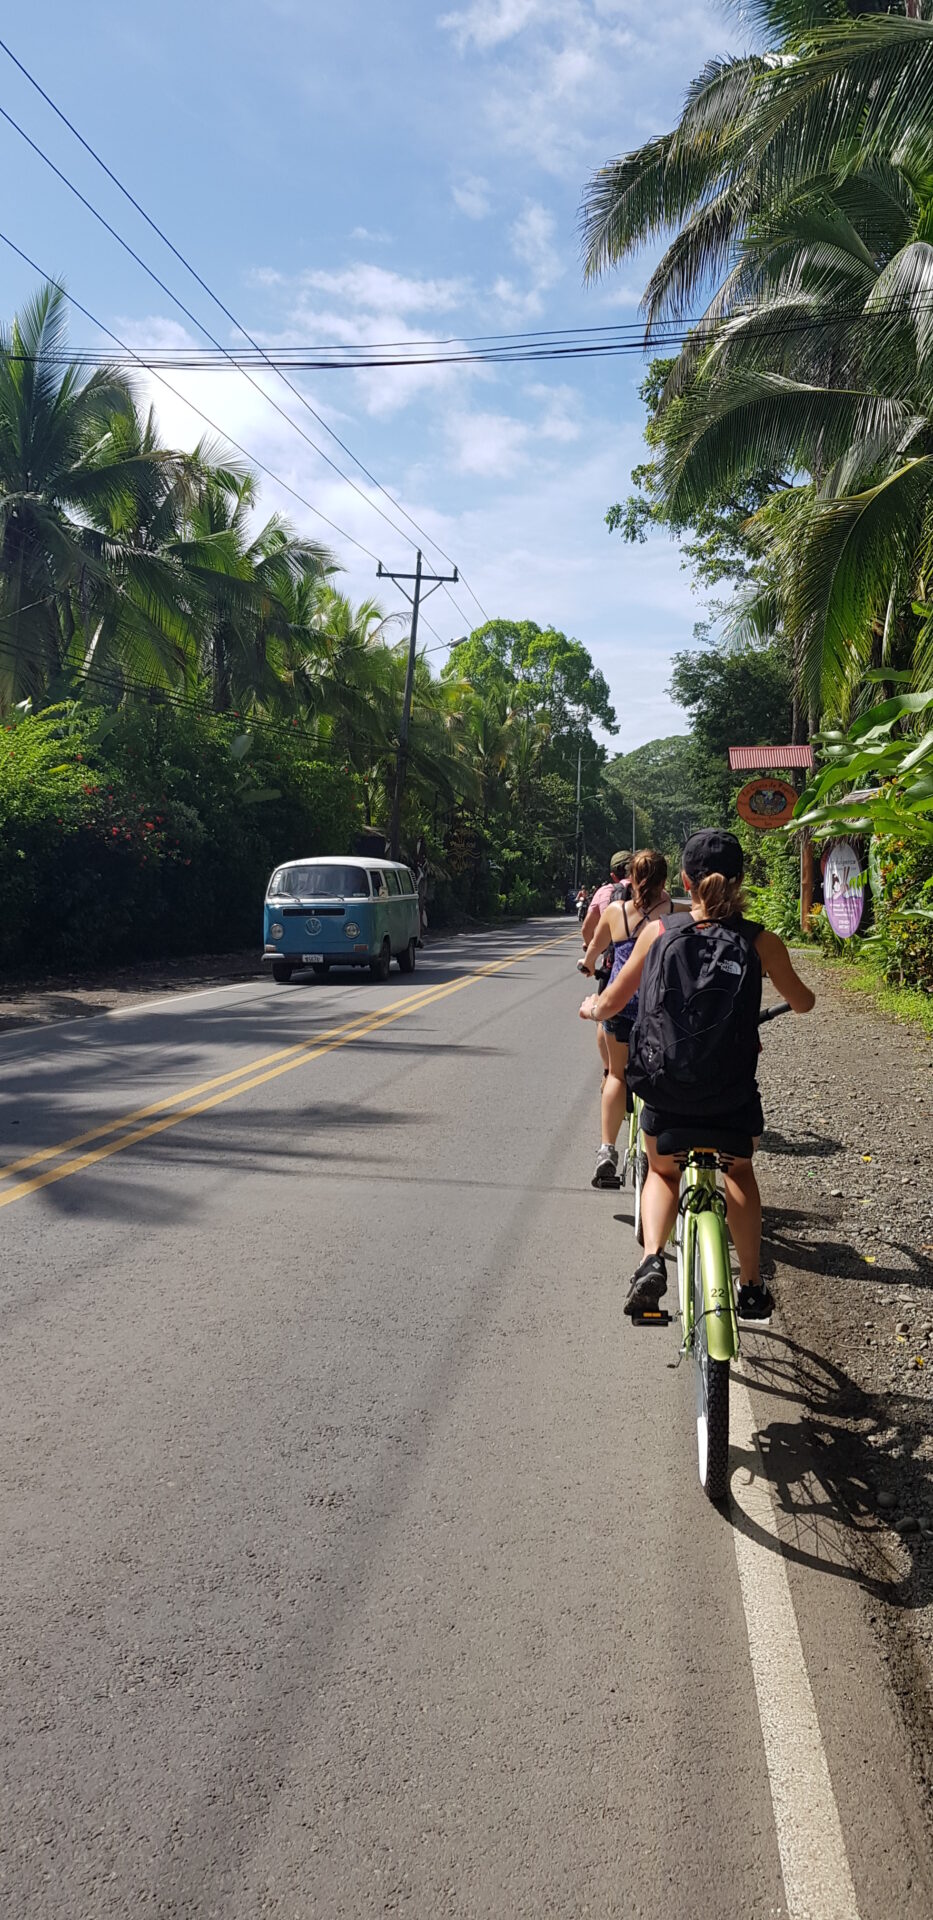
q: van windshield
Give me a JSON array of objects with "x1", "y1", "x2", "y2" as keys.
[{"x1": 269, "y1": 864, "x2": 370, "y2": 899}]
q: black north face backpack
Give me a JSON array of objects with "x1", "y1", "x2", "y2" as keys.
[{"x1": 626, "y1": 915, "x2": 762, "y2": 1115}]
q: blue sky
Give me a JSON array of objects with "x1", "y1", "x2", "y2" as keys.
[{"x1": 3, "y1": 0, "x2": 743, "y2": 749}]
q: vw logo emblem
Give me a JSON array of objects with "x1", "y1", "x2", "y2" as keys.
[{"x1": 305, "y1": 915, "x2": 322, "y2": 936}]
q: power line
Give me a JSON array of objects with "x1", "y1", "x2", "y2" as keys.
[
  {"x1": 0, "y1": 228, "x2": 394, "y2": 564},
  {"x1": 0, "y1": 36, "x2": 488, "y2": 629},
  {"x1": 6, "y1": 290, "x2": 932, "y2": 368}
]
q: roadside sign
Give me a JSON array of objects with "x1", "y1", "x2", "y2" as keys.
[
  {"x1": 735, "y1": 776, "x2": 798, "y2": 830},
  {"x1": 822, "y1": 840, "x2": 865, "y2": 938}
]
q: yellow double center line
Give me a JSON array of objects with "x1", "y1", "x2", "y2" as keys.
[{"x1": 0, "y1": 932, "x2": 575, "y2": 1212}]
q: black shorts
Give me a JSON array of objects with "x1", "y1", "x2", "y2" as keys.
[
  {"x1": 602, "y1": 1012, "x2": 635, "y2": 1044},
  {"x1": 639, "y1": 1087, "x2": 764, "y2": 1150}
]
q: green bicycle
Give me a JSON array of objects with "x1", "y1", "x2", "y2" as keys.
[
  {"x1": 664, "y1": 1002, "x2": 790, "y2": 1501},
  {"x1": 620, "y1": 1093, "x2": 648, "y2": 1245}
]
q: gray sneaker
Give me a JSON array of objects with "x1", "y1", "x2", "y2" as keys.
[{"x1": 591, "y1": 1144, "x2": 619, "y2": 1188}]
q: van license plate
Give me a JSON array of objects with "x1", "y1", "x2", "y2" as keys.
[{"x1": 301, "y1": 952, "x2": 324, "y2": 964}]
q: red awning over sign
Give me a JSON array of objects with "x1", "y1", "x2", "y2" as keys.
[{"x1": 728, "y1": 744, "x2": 814, "y2": 771}]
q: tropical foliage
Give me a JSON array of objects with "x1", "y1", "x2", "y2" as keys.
[
  {"x1": 583, "y1": 0, "x2": 933, "y2": 976},
  {"x1": 0, "y1": 285, "x2": 636, "y2": 961}
]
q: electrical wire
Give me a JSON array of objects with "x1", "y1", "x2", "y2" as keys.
[
  {"x1": 0, "y1": 228, "x2": 395, "y2": 573},
  {"x1": 10, "y1": 292, "x2": 933, "y2": 369},
  {"x1": 0, "y1": 38, "x2": 488, "y2": 629},
  {"x1": 0, "y1": 592, "x2": 448, "y2": 743}
]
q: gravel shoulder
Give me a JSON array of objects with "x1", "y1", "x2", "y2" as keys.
[
  {"x1": 0, "y1": 951, "x2": 263, "y2": 1034},
  {"x1": 757, "y1": 949, "x2": 933, "y2": 1808}
]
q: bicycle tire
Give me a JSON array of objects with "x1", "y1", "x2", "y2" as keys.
[
  {"x1": 693, "y1": 1226, "x2": 730, "y2": 1502},
  {"x1": 633, "y1": 1149, "x2": 648, "y2": 1246}
]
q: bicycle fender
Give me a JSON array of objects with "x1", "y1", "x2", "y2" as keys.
[{"x1": 696, "y1": 1210, "x2": 738, "y2": 1362}]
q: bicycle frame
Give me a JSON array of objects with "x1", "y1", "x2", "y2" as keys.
[{"x1": 678, "y1": 1157, "x2": 739, "y2": 1364}]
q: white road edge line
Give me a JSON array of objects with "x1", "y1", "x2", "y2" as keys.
[{"x1": 730, "y1": 1371, "x2": 862, "y2": 1920}]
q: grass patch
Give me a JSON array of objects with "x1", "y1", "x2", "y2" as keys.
[{"x1": 812, "y1": 947, "x2": 933, "y2": 1038}]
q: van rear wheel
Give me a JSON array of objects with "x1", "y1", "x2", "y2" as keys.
[
  {"x1": 370, "y1": 938, "x2": 391, "y2": 982},
  {"x1": 397, "y1": 938, "x2": 416, "y2": 974},
  {"x1": 271, "y1": 960, "x2": 294, "y2": 984}
]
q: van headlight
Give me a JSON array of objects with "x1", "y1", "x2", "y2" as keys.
[
  {"x1": 344, "y1": 921, "x2": 360, "y2": 938},
  {"x1": 269, "y1": 922, "x2": 284, "y2": 939}
]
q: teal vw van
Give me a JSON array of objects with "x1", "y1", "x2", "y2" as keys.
[{"x1": 262, "y1": 855, "x2": 420, "y2": 984}]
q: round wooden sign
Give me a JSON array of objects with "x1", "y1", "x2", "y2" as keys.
[{"x1": 735, "y1": 776, "x2": 798, "y2": 830}]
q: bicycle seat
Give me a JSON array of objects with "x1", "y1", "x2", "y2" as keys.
[{"x1": 656, "y1": 1127, "x2": 754, "y2": 1162}]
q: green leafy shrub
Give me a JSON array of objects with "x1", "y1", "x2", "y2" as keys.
[
  {"x1": 873, "y1": 837, "x2": 933, "y2": 992},
  {"x1": 0, "y1": 704, "x2": 358, "y2": 971}
]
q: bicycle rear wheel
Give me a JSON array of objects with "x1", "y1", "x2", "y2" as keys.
[
  {"x1": 692, "y1": 1224, "x2": 730, "y2": 1501},
  {"x1": 633, "y1": 1142, "x2": 648, "y2": 1246}
]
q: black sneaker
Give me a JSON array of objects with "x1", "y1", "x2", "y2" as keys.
[
  {"x1": 624, "y1": 1254, "x2": 667, "y2": 1317},
  {"x1": 737, "y1": 1282, "x2": 775, "y2": 1322}
]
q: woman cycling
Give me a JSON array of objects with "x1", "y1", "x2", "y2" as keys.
[
  {"x1": 579, "y1": 830, "x2": 815, "y2": 1320},
  {"x1": 579, "y1": 849, "x2": 673, "y2": 1189}
]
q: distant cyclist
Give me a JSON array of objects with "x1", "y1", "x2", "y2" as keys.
[
  {"x1": 579, "y1": 851, "x2": 633, "y2": 1081},
  {"x1": 580, "y1": 830, "x2": 815, "y2": 1321},
  {"x1": 579, "y1": 849, "x2": 673, "y2": 1188}
]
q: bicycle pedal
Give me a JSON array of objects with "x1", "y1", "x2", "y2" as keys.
[{"x1": 632, "y1": 1309, "x2": 671, "y2": 1327}]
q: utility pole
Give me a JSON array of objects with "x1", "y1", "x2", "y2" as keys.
[
  {"x1": 574, "y1": 742, "x2": 582, "y2": 889},
  {"x1": 377, "y1": 551, "x2": 459, "y2": 859}
]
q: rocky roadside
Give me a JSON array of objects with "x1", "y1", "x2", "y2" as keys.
[
  {"x1": 0, "y1": 950, "x2": 262, "y2": 1034},
  {"x1": 756, "y1": 949, "x2": 933, "y2": 1802}
]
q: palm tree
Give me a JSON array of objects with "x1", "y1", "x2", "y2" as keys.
[
  {"x1": 170, "y1": 463, "x2": 334, "y2": 713},
  {"x1": 581, "y1": 8, "x2": 933, "y2": 721},
  {"x1": 0, "y1": 283, "x2": 190, "y2": 708}
]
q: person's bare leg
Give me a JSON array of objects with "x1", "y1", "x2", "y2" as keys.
[
  {"x1": 723, "y1": 1156, "x2": 762, "y2": 1286},
  {"x1": 600, "y1": 1035, "x2": 628, "y2": 1147},
  {"x1": 597, "y1": 1024, "x2": 609, "y2": 1074},
  {"x1": 640, "y1": 1139, "x2": 680, "y2": 1257}
]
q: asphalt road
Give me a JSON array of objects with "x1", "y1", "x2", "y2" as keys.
[{"x1": 2, "y1": 921, "x2": 931, "y2": 1919}]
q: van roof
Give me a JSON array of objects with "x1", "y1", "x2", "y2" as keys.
[{"x1": 271, "y1": 854, "x2": 411, "y2": 869}]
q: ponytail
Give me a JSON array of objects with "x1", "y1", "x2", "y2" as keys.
[
  {"x1": 629, "y1": 848, "x2": 668, "y2": 915},
  {"x1": 694, "y1": 870, "x2": 746, "y2": 922}
]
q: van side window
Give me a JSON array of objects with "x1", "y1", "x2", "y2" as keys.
[
  {"x1": 370, "y1": 869, "x2": 387, "y2": 897},
  {"x1": 385, "y1": 869, "x2": 401, "y2": 895},
  {"x1": 403, "y1": 868, "x2": 416, "y2": 896}
]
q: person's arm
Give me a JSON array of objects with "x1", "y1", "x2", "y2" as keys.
[
  {"x1": 581, "y1": 908, "x2": 614, "y2": 975},
  {"x1": 756, "y1": 930, "x2": 816, "y2": 1012},
  {"x1": 580, "y1": 893, "x2": 604, "y2": 946},
  {"x1": 580, "y1": 919, "x2": 661, "y2": 1020}
]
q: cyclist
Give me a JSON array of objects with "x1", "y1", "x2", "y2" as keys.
[
  {"x1": 579, "y1": 852, "x2": 631, "y2": 948},
  {"x1": 579, "y1": 830, "x2": 815, "y2": 1321},
  {"x1": 579, "y1": 849, "x2": 673, "y2": 1187},
  {"x1": 579, "y1": 851, "x2": 633, "y2": 1080}
]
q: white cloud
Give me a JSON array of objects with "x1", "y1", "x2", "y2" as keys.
[
  {"x1": 452, "y1": 173, "x2": 492, "y2": 220},
  {"x1": 439, "y1": 0, "x2": 729, "y2": 177},
  {"x1": 301, "y1": 264, "x2": 467, "y2": 314},
  {"x1": 349, "y1": 225, "x2": 392, "y2": 245},
  {"x1": 524, "y1": 380, "x2": 583, "y2": 443},
  {"x1": 510, "y1": 202, "x2": 563, "y2": 288},
  {"x1": 439, "y1": 0, "x2": 553, "y2": 54},
  {"x1": 447, "y1": 409, "x2": 530, "y2": 476}
]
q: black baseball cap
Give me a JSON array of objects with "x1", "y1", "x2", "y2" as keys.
[{"x1": 682, "y1": 830, "x2": 744, "y2": 882}]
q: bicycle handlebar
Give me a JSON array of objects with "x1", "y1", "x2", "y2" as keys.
[{"x1": 758, "y1": 1001, "x2": 791, "y2": 1024}]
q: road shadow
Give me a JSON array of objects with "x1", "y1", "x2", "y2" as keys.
[
  {"x1": 760, "y1": 1126, "x2": 844, "y2": 1161},
  {"x1": 760, "y1": 1203, "x2": 933, "y2": 1293},
  {"x1": 726, "y1": 1329, "x2": 933, "y2": 1611}
]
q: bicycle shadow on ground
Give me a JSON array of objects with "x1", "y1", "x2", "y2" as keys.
[
  {"x1": 726, "y1": 1329, "x2": 933, "y2": 1611},
  {"x1": 761, "y1": 1203, "x2": 933, "y2": 1292},
  {"x1": 760, "y1": 1125, "x2": 844, "y2": 1161}
]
